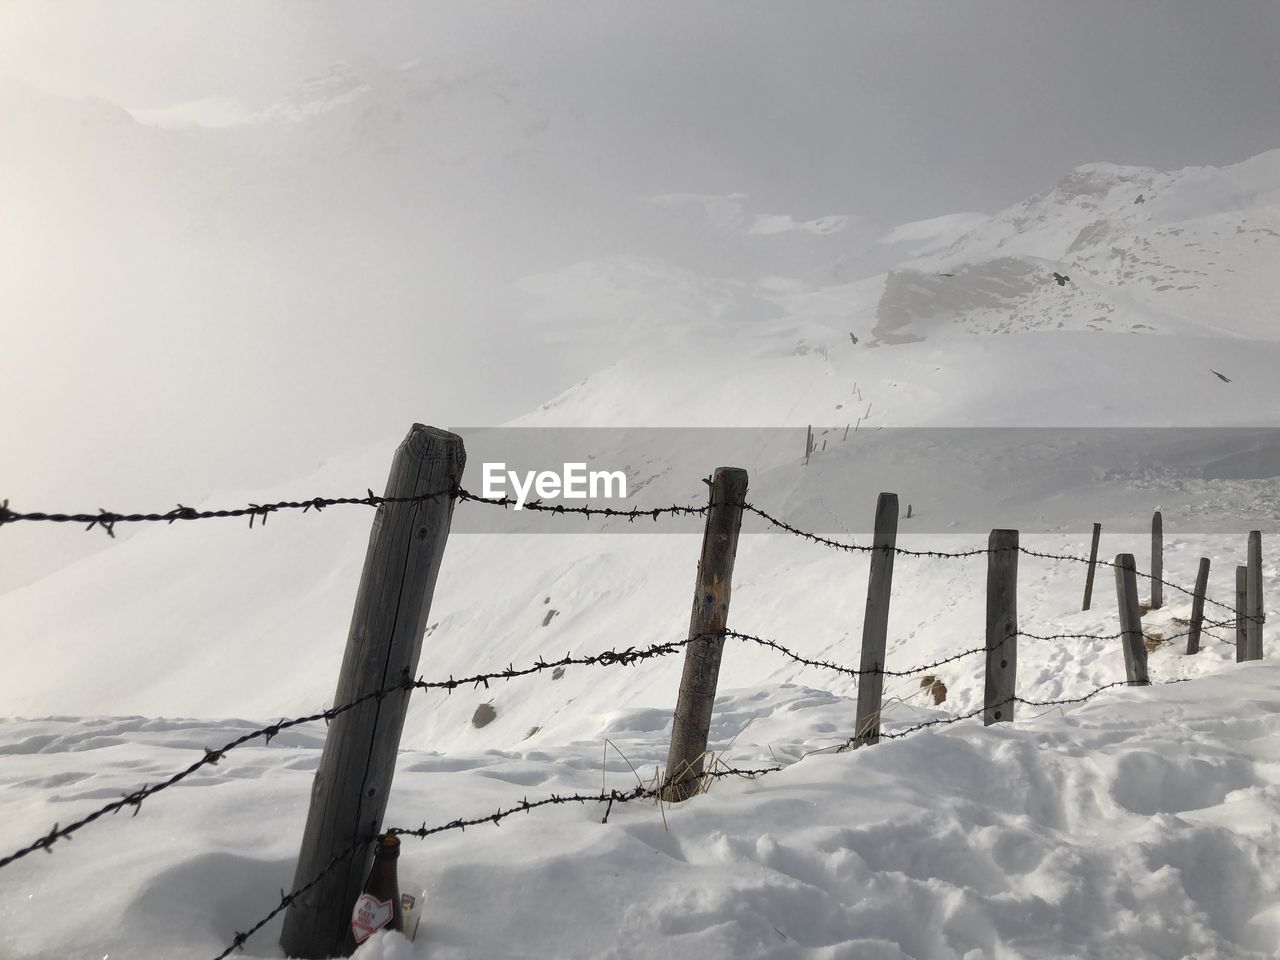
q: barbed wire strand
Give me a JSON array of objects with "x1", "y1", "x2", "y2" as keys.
[
  {"x1": 456, "y1": 489, "x2": 706, "y2": 522},
  {"x1": 741, "y1": 502, "x2": 1247, "y2": 617},
  {"x1": 0, "y1": 488, "x2": 460, "y2": 538},
  {"x1": 3, "y1": 487, "x2": 1250, "y2": 620}
]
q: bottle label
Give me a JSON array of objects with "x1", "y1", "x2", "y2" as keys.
[{"x1": 351, "y1": 893, "x2": 394, "y2": 943}]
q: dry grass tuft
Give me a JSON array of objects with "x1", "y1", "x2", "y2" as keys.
[{"x1": 1143, "y1": 631, "x2": 1167, "y2": 653}]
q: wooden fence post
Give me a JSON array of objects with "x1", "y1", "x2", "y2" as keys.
[
  {"x1": 1114, "y1": 554, "x2": 1149, "y2": 685},
  {"x1": 805, "y1": 426, "x2": 814, "y2": 465},
  {"x1": 662, "y1": 467, "x2": 748, "y2": 803},
  {"x1": 1082, "y1": 522, "x2": 1102, "y2": 611},
  {"x1": 1185, "y1": 557, "x2": 1210, "y2": 655},
  {"x1": 1237, "y1": 565, "x2": 1249, "y2": 663},
  {"x1": 280, "y1": 425, "x2": 465, "y2": 959},
  {"x1": 985, "y1": 530, "x2": 1019, "y2": 725},
  {"x1": 1247, "y1": 531, "x2": 1264, "y2": 661},
  {"x1": 1150, "y1": 511, "x2": 1163, "y2": 611},
  {"x1": 851, "y1": 492, "x2": 899, "y2": 746}
]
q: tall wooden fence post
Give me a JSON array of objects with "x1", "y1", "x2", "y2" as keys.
[
  {"x1": 1185, "y1": 557, "x2": 1210, "y2": 655},
  {"x1": 280, "y1": 425, "x2": 465, "y2": 959},
  {"x1": 1115, "y1": 554, "x2": 1150, "y2": 685},
  {"x1": 985, "y1": 530, "x2": 1019, "y2": 725},
  {"x1": 1150, "y1": 511, "x2": 1163, "y2": 611},
  {"x1": 1247, "y1": 531, "x2": 1264, "y2": 661},
  {"x1": 1237, "y1": 565, "x2": 1249, "y2": 663},
  {"x1": 852, "y1": 492, "x2": 899, "y2": 746},
  {"x1": 1082, "y1": 522, "x2": 1102, "y2": 611},
  {"x1": 662, "y1": 467, "x2": 748, "y2": 803}
]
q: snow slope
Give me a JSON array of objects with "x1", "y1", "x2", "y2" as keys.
[
  {"x1": 4, "y1": 149, "x2": 1280, "y2": 958},
  {"x1": 5, "y1": 656, "x2": 1280, "y2": 959}
]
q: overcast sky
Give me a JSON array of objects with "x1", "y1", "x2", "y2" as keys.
[{"x1": 2, "y1": 1, "x2": 1279, "y2": 589}]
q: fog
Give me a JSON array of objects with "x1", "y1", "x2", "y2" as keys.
[{"x1": 2, "y1": 1, "x2": 1278, "y2": 590}]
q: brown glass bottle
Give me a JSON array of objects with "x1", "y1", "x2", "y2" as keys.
[{"x1": 346, "y1": 834, "x2": 403, "y2": 951}]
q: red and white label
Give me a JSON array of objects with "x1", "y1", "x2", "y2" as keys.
[{"x1": 351, "y1": 893, "x2": 394, "y2": 943}]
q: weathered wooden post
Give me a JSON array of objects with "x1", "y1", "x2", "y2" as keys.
[
  {"x1": 1150, "y1": 511, "x2": 1163, "y2": 611},
  {"x1": 851, "y1": 492, "x2": 899, "y2": 746},
  {"x1": 985, "y1": 530, "x2": 1019, "y2": 725},
  {"x1": 1185, "y1": 557, "x2": 1210, "y2": 655},
  {"x1": 1247, "y1": 531, "x2": 1264, "y2": 661},
  {"x1": 1237, "y1": 565, "x2": 1249, "y2": 663},
  {"x1": 281, "y1": 425, "x2": 465, "y2": 959},
  {"x1": 662, "y1": 467, "x2": 748, "y2": 803},
  {"x1": 1082, "y1": 523, "x2": 1102, "y2": 611},
  {"x1": 805, "y1": 426, "x2": 814, "y2": 465},
  {"x1": 1115, "y1": 554, "x2": 1149, "y2": 685}
]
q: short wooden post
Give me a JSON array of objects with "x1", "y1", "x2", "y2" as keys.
[
  {"x1": 1185, "y1": 557, "x2": 1210, "y2": 655},
  {"x1": 1082, "y1": 522, "x2": 1102, "y2": 611},
  {"x1": 805, "y1": 426, "x2": 814, "y2": 465},
  {"x1": 985, "y1": 530, "x2": 1019, "y2": 725},
  {"x1": 1114, "y1": 554, "x2": 1149, "y2": 685},
  {"x1": 1150, "y1": 511, "x2": 1163, "y2": 610},
  {"x1": 662, "y1": 467, "x2": 748, "y2": 803},
  {"x1": 1237, "y1": 565, "x2": 1249, "y2": 662},
  {"x1": 280, "y1": 425, "x2": 465, "y2": 959},
  {"x1": 1247, "y1": 531, "x2": 1264, "y2": 661},
  {"x1": 852, "y1": 492, "x2": 899, "y2": 746}
]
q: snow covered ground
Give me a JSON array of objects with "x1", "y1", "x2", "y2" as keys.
[{"x1": 4, "y1": 648, "x2": 1280, "y2": 959}]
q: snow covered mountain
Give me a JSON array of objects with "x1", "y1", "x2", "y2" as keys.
[{"x1": 872, "y1": 154, "x2": 1280, "y2": 342}]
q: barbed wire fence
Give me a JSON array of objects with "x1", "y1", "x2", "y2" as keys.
[
  {"x1": 0, "y1": 447, "x2": 1267, "y2": 958},
  {"x1": 2, "y1": 490, "x2": 1252, "y2": 621}
]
